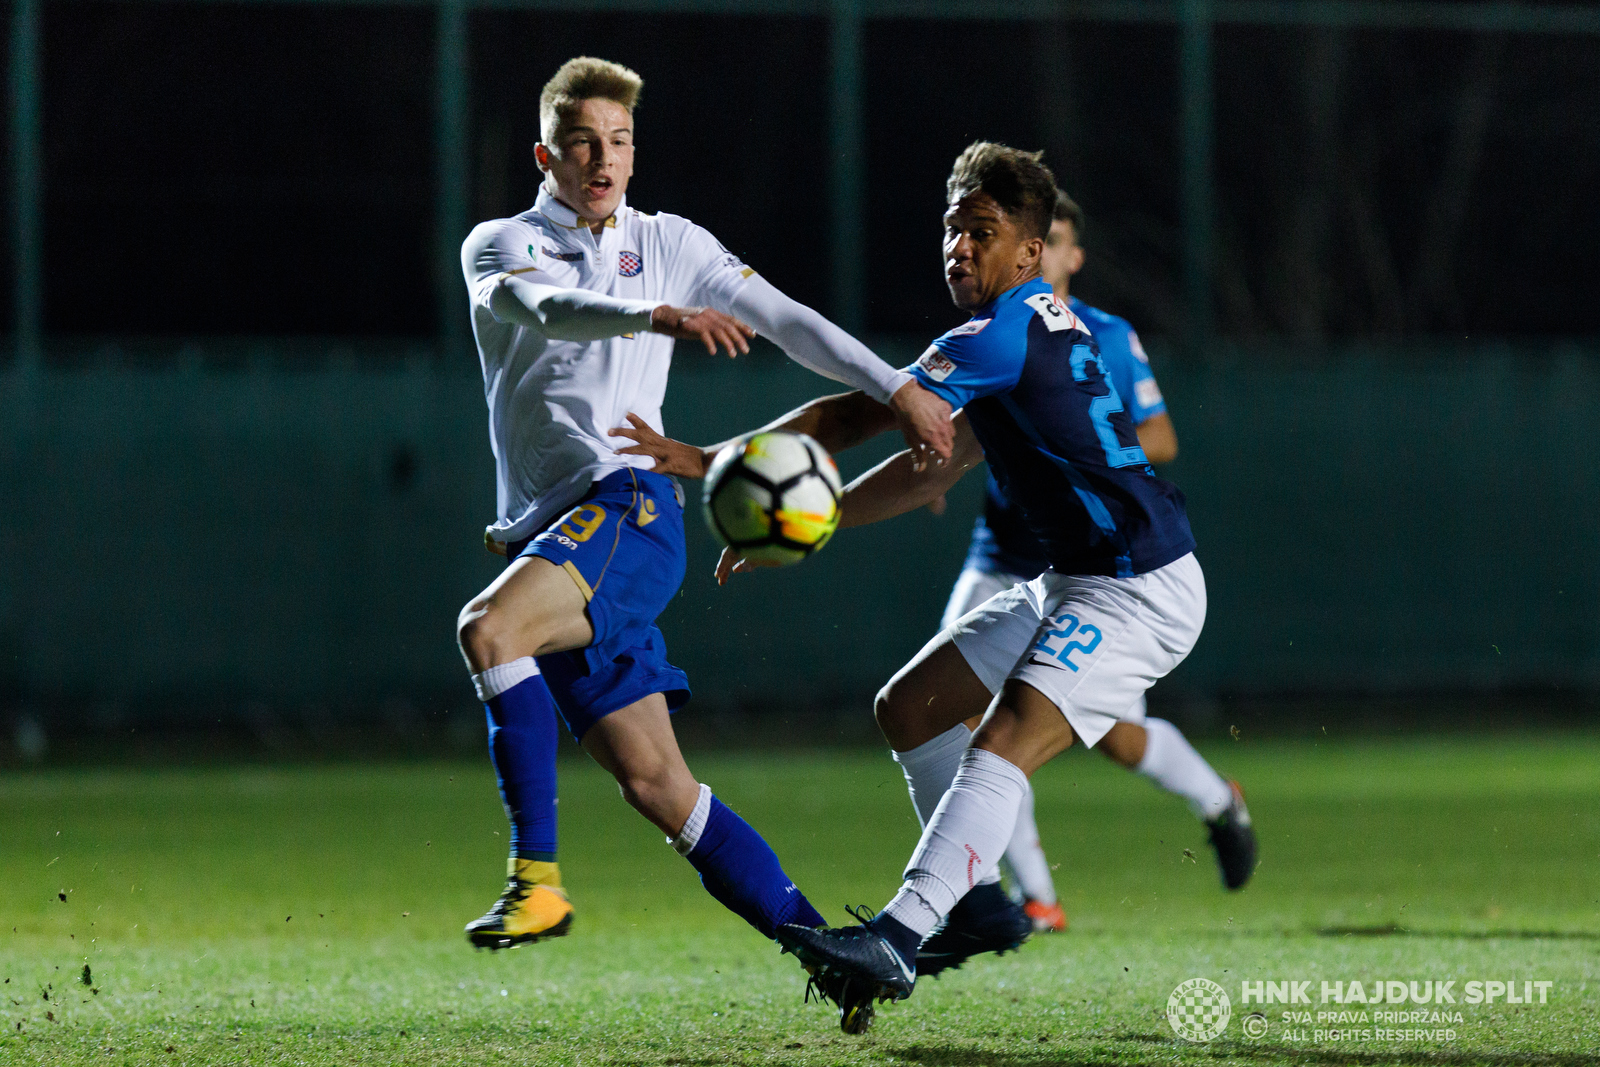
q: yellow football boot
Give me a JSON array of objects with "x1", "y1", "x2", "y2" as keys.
[{"x1": 465, "y1": 859, "x2": 573, "y2": 950}]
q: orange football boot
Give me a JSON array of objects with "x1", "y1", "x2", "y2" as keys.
[
  {"x1": 1022, "y1": 898, "x2": 1068, "y2": 933},
  {"x1": 465, "y1": 859, "x2": 573, "y2": 949}
]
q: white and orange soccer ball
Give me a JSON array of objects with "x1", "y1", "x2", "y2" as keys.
[{"x1": 702, "y1": 431, "x2": 843, "y2": 565}]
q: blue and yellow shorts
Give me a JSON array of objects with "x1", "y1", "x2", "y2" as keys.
[{"x1": 506, "y1": 468, "x2": 691, "y2": 740}]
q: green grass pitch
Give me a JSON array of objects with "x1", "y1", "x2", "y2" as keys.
[{"x1": 3, "y1": 732, "x2": 1597, "y2": 1065}]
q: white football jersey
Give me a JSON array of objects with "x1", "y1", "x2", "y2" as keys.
[{"x1": 463, "y1": 187, "x2": 758, "y2": 544}]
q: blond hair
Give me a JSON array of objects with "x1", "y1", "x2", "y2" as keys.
[{"x1": 539, "y1": 57, "x2": 643, "y2": 143}]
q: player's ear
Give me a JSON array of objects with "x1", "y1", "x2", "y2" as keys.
[
  {"x1": 533, "y1": 142, "x2": 553, "y2": 172},
  {"x1": 1020, "y1": 235, "x2": 1045, "y2": 270}
]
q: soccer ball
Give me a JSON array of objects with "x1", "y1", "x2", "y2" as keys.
[{"x1": 702, "y1": 431, "x2": 843, "y2": 565}]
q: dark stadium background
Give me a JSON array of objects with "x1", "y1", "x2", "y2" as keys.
[{"x1": 3, "y1": 0, "x2": 1599, "y2": 762}]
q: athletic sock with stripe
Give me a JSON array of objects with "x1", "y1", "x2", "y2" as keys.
[{"x1": 882, "y1": 747, "x2": 1030, "y2": 938}]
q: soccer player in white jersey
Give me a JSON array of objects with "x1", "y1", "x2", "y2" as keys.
[
  {"x1": 941, "y1": 190, "x2": 1248, "y2": 935},
  {"x1": 455, "y1": 57, "x2": 953, "y2": 957}
]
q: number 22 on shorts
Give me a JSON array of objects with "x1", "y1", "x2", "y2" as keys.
[{"x1": 1033, "y1": 612, "x2": 1102, "y2": 671}]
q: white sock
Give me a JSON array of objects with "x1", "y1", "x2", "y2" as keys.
[
  {"x1": 883, "y1": 748, "x2": 1030, "y2": 938},
  {"x1": 1137, "y1": 718, "x2": 1232, "y2": 820},
  {"x1": 668, "y1": 783, "x2": 713, "y2": 856},
  {"x1": 892, "y1": 724, "x2": 970, "y2": 827},
  {"x1": 1002, "y1": 784, "x2": 1056, "y2": 904},
  {"x1": 892, "y1": 724, "x2": 1002, "y2": 888},
  {"x1": 471, "y1": 657, "x2": 540, "y2": 701}
]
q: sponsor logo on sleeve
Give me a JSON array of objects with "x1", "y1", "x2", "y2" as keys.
[
  {"x1": 947, "y1": 317, "x2": 991, "y2": 338},
  {"x1": 916, "y1": 346, "x2": 957, "y2": 382},
  {"x1": 1129, "y1": 330, "x2": 1150, "y2": 363},
  {"x1": 1024, "y1": 292, "x2": 1087, "y2": 333},
  {"x1": 618, "y1": 251, "x2": 643, "y2": 276},
  {"x1": 1136, "y1": 378, "x2": 1163, "y2": 407}
]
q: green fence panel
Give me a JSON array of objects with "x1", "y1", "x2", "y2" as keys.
[{"x1": 2, "y1": 342, "x2": 1596, "y2": 718}]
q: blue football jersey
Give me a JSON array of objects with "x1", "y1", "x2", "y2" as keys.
[
  {"x1": 1069, "y1": 297, "x2": 1165, "y2": 425},
  {"x1": 911, "y1": 279, "x2": 1193, "y2": 579},
  {"x1": 965, "y1": 297, "x2": 1169, "y2": 578}
]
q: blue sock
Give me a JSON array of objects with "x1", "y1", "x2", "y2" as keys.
[
  {"x1": 685, "y1": 795, "x2": 827, "y2": 938},
  {"x1": 867, "y1": 912, "x2": 922, "y2": 966},
  {"x1": 479, "y1": 664, "x2": 560, "y2": 861}
]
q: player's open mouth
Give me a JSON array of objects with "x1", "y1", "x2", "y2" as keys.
[{"x1": 585, "y1": 178, "x2": 613, "y2": 197}]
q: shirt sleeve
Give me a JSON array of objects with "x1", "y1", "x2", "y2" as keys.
[
  {"x1": 461, "y1": 218, "x2": 538, "y2": 319},
  {"x1": 676, "y1": 220, "x2": 910, "y2": 403},
  {"x1": 461, "y1": 218, "x2": 658, "y2": 339},
  {"x1": 904, "y1": 320, "x2": 1026, "y2": 409},
  {"x1": 677, "y1": 223, "x2": 760, "y2": 312},
  {"x1": 728, "y1": 275, "x2": 910, "y2": 404},
  {"x1": 1118, "y1": 327, "x2": 1167, "y2": 423}
]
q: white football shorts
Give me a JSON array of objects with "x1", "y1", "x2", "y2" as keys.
[
  {"x1": 940, "y1": 565, "x2": 1030, "y2": 631},
  {"x1": 946, "y1": 553, "x2": 1205, "y2": 747}
]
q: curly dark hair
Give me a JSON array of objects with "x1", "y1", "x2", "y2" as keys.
[{"x1": 946, "y1": 141, "x2": 1057, "y2": 240}]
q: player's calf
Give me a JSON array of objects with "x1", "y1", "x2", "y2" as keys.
[
  {"x1": 584, "y1": 700, "x2": 829, "y2": 939},
  {"x1": 584, "y1": 721, "x2": 701, "y2": 838},
  {"x1": 466, "y1": 656, "x2": 568, "y2": 949}
]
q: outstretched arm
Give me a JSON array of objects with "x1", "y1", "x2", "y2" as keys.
[
  {"x1": 838, "y1": 412, "x2": 985, "y2": 529},
  {"x1": 464, "y1": 217, "x2": 752, "y2": 354},
  {"x1": 729, "y1": 276, "x2": 953, "y2": 467},
  {"x1": 613, "y1": 390, "x2": 900, "y2": 479},
  {"x1": 490, "y1": 273, "x2": 754, "y2": 355}
]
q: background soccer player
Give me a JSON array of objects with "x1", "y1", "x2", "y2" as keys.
[
  {"x1": 456, "y1": 57, "x2": 953, "y2": 955},
  {"x1": 943, "y1": 191, "x2": 1246, "y2": 935}
]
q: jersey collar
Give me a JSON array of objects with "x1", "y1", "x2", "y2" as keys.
[
  {"x1": 973, "y1": 277, "x2": 1050, "y2": 318},
  {"x1": 536, "y1": 185, "x2": 625, "y2": 233}
]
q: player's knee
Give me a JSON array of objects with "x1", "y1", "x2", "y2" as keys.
[
  {"x1": 456, "y1": 599, "x2": 505, "y2": 672},
  {"x1": 874, "y1": 678, "x2": 938, "y2": 750},
  {"x1": 873, "y1": 683, "x2": 908, "y2": 742}
]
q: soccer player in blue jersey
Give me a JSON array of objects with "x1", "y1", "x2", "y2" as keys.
[
  {"x1": 455, "y1": 57, "x2": 954, "y2": 960},
  {"x1": 627, "y1": 142, "x2": 1253, "y2": 1028},
  {"x1": 942, "y1": 191, "x2": 1248, "y2": 935}
]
